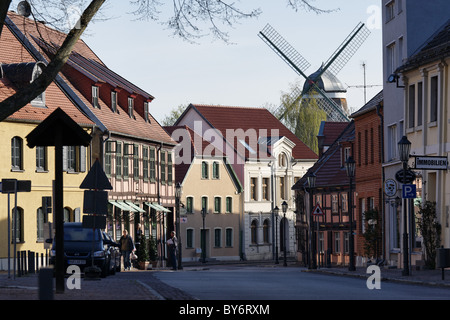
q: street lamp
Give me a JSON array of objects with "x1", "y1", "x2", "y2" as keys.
[
  {"x1": 307, "y1": 172, "x2": 316, "y2": 269},
  {"x1": 282, "y1": 200, "x2": 288, "y2": 267},
  {"x1": 345, "y1": 156, "x2": 356, "y2": 271},
  {"x1": 398, "y1": 136, "x2": 411, "y2": 276},
  {"x1": 175, "y1": 182, "x2": 183, "y2": 270},
  {"x1": 274, "y1": 206, "x2": 279, "y2": 264},
  {"x1": 201, "y1": 208, "x2": 207, "y2": 264}
]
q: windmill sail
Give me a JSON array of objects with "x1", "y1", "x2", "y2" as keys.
[{"x1": 259, "y1": 22, "x2": 371, "y2": 123}]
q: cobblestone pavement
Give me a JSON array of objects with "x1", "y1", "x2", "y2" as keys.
[{"x1": 0, "y1": 262, "x2": 449, "y2": 300}]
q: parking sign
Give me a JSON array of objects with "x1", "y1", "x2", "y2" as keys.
[{"x1": 402, "y1": 184, "x2": 416, "y2": 199}]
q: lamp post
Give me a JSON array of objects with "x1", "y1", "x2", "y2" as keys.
[
  {"x1": 201, "y1": 208, "x2": 207, "y2": 264},
  {"x1": 307, "y1": 172, "x2": 316, "y2": 269},
  {"x1": 274, "y1": 206, "x2": 279, "y2": 264},
  {"x1": 175, "y1": 182, "x2": 183, "y2": 270},
  {"x1": 398, "y1": 136, "x2": 411, "y2": 276},
  {"x1": 345, "y1": 156, "x2": 356, "y2": 271},
  {"x1": 282, "y1": 201, "x2": 288, "y2": 267}
]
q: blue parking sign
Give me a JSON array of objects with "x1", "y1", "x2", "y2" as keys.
[{"x1": 402, "y1": 184, "x2": 416, "y2": 199}]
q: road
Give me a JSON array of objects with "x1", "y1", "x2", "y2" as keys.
[{"x1": 153, "y1": 265, "x2": 450, "y2": 300}]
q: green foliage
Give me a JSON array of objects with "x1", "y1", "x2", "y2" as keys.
[
  {"x1": 362, "y1": 209, "x2": 381, "y2": 259},
  {"x1": 137, "y1": 238, "x2": 149, "y2": 262},
  {"x1": 162, "y1": 104, "x2": 188, "y2": 126},
  {"x1": 276, "y1": 84, "x2": 327, "y2": 154},
  {"x1": 148, "y1": 236, "x2": 158, "y2": 261},
  {"x1": 416, "y1": 201, "x2": 441, "y2": 269}
]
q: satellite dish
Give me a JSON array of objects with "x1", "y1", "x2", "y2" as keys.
[{"x1": 17, "y1": 1, "x2": 32, "y2": 18}]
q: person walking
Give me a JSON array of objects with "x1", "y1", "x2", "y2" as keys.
[
  {"x1": 167, "y1": 231, "x2": 178, "y2": 271},
  {"x1": 119, "y1": 230, "x2": 134, "y2": 271}
]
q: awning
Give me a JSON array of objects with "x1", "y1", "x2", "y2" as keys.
[
  {"x1": 109, "y1": 200, "x2": 137, "y2": 212},
  {"x1": 145, "y1": 202, "x2": 171, "y2": 213},
  {"x1": 125, "y1": 201, "x2": 146, "y2": 213}
]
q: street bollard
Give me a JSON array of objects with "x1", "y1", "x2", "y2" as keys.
[{"x1": 39, "y1": 268, "x2": 54, "y2": 300}]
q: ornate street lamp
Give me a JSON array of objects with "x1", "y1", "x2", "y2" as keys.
[
  {"x1": 282, "y1": 200, "x2": 288, "y2": 267},
  {"x1": 307, "y1": 172, "x2": 316, "y2": 269},
  {"x1": 274, "y1": 206, "x2": 279, "y2": 264},
  {"x1": 345, "y1": 156, "x2": 356, "y2": 271},
  {"x1": 398, "y1": 136, "x2": 411, "y2": 276},
  {"x1": 175, "y1": 182, "x2": 183, "y2": 270}
]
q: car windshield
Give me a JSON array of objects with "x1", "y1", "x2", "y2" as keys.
[{"x1": 64, "y1": 227, "x2": 101, "y2": 242}]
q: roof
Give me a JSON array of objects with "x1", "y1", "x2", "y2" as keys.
[
  {"x1": 397, "y1": 19, "x2": 450, "y2": 73},
  {"x1": 302, "y1": 69, "x2": 347, "y2": 93},
  {"x1": 292, "y1": 120, "x2": 354, "y2": 190},
  {"x1": 4, "y1": 11, "x2": 174, "y2": 146},
  {"x1": 178, "y1": 104, "x2": 318, "y2": 161},
  {"x1": 317, "y1": 121, "x2": 350, "y2": 147},
  {"x1": 350, "y1": 90, "x2": 383, "y2": 118},
  {"x1": 164, "y1": 125, "x2": 242, "y2": 192}
]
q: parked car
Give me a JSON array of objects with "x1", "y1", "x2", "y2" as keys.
[
  {"x1": 48, "y1": 222, "x2": 113, "y2": 277},
  {"x1": 102, "y1": 231, "x2": 121, "y2": 273}
]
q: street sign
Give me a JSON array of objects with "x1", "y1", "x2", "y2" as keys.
[
  {"x1": 414, "y1": 156, "x2": 448, "y2": 170},
  {"x1": 312, "y1": 203, "x2": 324, "y2": 216},
  {"x1": 395, "y1": 169, "x2": 416, "y2": 184},
  {"x1": 1, "y1": 179, "x2": 31, "y2": 193},
  {"x1": 384, "y1": 179, "x2": 397, "y2": 197},
  {"x1": 402, "y1": 184, "x2": 416, "y2": 199}
]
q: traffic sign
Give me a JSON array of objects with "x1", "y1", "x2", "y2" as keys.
[
  {"x1": 384, "y1": 179, "x2": 397, "y2": 197},
  {"x1": 312, "y1": 203, "x2": 324, "y2": 215},
  {"x1": 402, "y1": 184, "x2": 416, "y2": 199},
  {"x1": 395, "y1": 169, "x2": 416, "y2": 184}
]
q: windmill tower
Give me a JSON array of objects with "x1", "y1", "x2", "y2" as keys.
[{"x1": 259, "y1": 22, "x2": 370, "y2": 122}]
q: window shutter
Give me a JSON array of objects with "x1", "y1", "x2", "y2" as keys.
[
  {"x1": 80, "y1": 146, "x2": 86, "y2": 172},
  {"x1": 62, "y1": 146, "x2": 68, "y2": 171}
]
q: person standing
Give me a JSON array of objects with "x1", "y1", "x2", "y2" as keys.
[
  {"x1": 119, "y1": 230, "x2": 134, "y2": 271},
  {"x1": 167, "y1": 231, "x2": 178, "y2": 271}
]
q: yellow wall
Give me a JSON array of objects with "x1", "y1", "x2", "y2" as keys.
[{"x1": 0, "y1": 121, "x2": 90, "y2": 265}]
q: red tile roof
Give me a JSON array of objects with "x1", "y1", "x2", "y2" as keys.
[{"x1": 183, "y1": 104, "x2": 318, "y2": 161}]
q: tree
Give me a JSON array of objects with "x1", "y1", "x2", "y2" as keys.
[
  {"x1": 0, "y1": 0, "x2": 334, "y2": 122},
  {"x1": 162, "y1": 104, "x2": 188, "y2": 126},
  {"x1": 275, "y1": 83, "x2": 327, "y2": 154},
  {"x1": 362, "y1": 208, "x2": 381, "y2": 261},
  {"x1": 416, "y1": 200, "x2": 441, "y2": 269}
]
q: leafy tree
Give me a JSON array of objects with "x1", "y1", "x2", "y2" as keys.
[
  {"x1": 162, "y1": 104, "x2": 188, "y2": 126},
  {"x1": 416, "y1": 200, "x2": 441, "y2": 269},
  {"x1": 362, "y1": 208, "x2": 381, "y2": 260},
  {"x1": 275, "y1": 83, "x2": 327, "y2": 154},
  {"x1": 0, "y1": 0, "x2": 334, "y2": 122}
]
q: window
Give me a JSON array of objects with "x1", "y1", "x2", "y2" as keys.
[
  {"x1": 31, "y1": 63, "x2": 45, "y2": 106},
  {"x1": 263, "y1": 219, "x2": 270, "y2": 244},
  {"x1": 142, "y1": 147, "x2": 149, "y2": 181},
  {"x1": 11, "y1": 207, "x2": 23, "y2": 243},
  {"x1": 128, "y1": 97, "x2": 134, "y2": 118},
  {"x1": 262, "y1": 178, "x2": 269, "y2": 200},
  {"x1": 11, "y1": 137, "x2": 23, "y2": 170},
  {"x1": 417, "y1": 82, "x2": 423, "y2": 126},
  {"x1": 332, "y1": 194, "x2": 339, "y2": 213},
  {"x1": 387, "y1": 124, "x2": 397, "y2": 161},
  {"x1": 386, "y1": 1, "x2": 395, "y2": 22},
  {"x1": 214, "y1": 197, "x2": 221, "y2": 213},
  {"x1": 160, "y1": 151, "x2": 166, "y2": 183},
  {"x1": 280, "y1": 176, "x2": 285, "y2": 200},
  {"x1": 212, "y1": 161, "x2": 219, "y2": 179},
  {"x1": 36, "y1": 146, "x2": 47, "y2": 172},
  {"x1": 214, "y1": 228, "x2": 222, "y2": 247},
  {"x1": 186, "y1": 229, "x2": 194, "y2": 248},
  {"x1": 186, "y1": 197, "x2": 193, "y2": 214},
  {"x1": 149, "y1": 148, "x2": 156, "y2": 181},
  {"x1": 63, "y1": 146, "x2": 86, "y2": 173},
  {"x1": 116, "y1": 142, "x2": 122, "y2": 179},
  {"x1": 37, "y1": 207, "x2": 46, "y2": 241},
  {"x1": 133, "y1": 145, "x2": 139, "y2": 180},
  {"x1": 144, "y1": 102, "x2": 149, "y2": 122},
  {"x1": 167, "y1": 153, "x2": 173, "y2": 185},
  {"x1": 111, "y1": 91, "x2": 117, "y2": 113},
  {"x1": 92, "y1": 86, "x2": 99, "y2": 108},
  {"x1": 105, "y1": 141, "x2": 113, "y2": 177},
  {"x1": 202, "y1": 196, "x2": 208, "y2": 213},
  {"x1": 225, "y1": 197, "x2": 232, "y2": 213},
  {"x1": 430, "y1": 76, "x2": 438, "y2": 122},
  {"x1": 343, "y1": 147, "x2": 351, "y2": 166},
  {"x1": 278, "y1": 153, "x2": 287, "y2": 167},
  {"x1": 344, "y1": 232, "x2": 350, "y2": 253},
  {"x1": 251, "y1": 220, "x2": 257, "y2": 244},
  {"x1": 67, "y1": 146, "x2": 76, "y2": 171},
  {"x1": 334, "y1": 232, "x2": 341, "y2": 253},
  {"x1": 201, "y1": 161, "x2": 209, "y2": 179},
  {"x1": 386, "y1": 43, "x2": 396, "y2": 76},
  {"x1": 226, "y1": 228, "x2": 233, "y2": 247},
  {"x1": 341, "y1": 193, "x2": 348, "y2": 213},
  {"x1": 408, "y1": 84, "x2": 415, "y2": 128},
  {"x1": 250, "y1": 178, "x2": 257, "y2": 200}
]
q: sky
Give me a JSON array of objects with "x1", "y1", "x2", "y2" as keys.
[{"x1": 12, "y1": 0, "x2": 384, "y2": 124}]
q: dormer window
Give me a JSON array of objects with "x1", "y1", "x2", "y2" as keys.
[
  {"x1": 128, "y1": 97, "x2": 134, "y2": 118},
  {"x1": 31, "y1": 62, "x2": 46, "y2": 107},
  {"x1": 92, "y1": 86, "x2": 99, "y2": 108},
  {"x1": 111, "y1": 91, "x2": 117, "y2": 113},
  {"x1": 144, "y1": 102, "x2": 150, "y2": 122}
]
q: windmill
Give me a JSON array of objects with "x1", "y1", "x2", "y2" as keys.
[{"x1": 259, "y1": 22, "x2": 370, "y2": 122}]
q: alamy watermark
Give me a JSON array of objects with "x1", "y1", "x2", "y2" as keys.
[
  {"x1": 66, "y1": 265, "x2": 81, "y2": 290},
  {"x1": 366, "y1": 265, "x2": 381, "y2": 290}
]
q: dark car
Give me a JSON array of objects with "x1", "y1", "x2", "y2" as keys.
[
  {"x1": 49, "y1": 223, "x2": 113, "y2": 277},
  {"x1": 102, "y1": 231, "x2": 121, "y2": 273}
]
